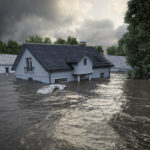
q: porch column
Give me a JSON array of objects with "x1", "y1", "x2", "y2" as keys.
[
  {"x1": 89, "y1": 74, "x2": 92, "y2": 81},
  {"x1": 77, "y1": 75, "x2": 80, "y2": 83}
]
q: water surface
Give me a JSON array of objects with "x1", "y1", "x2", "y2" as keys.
[{"x1": 0, "y1": 73, "x2": 149, "y2": 150}]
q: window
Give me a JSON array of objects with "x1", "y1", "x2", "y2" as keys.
[
  {"x1": 26, "y1": 58, "x2": 32, "y2": 71},
  {"x1": 55, "y1": 78, "x2": 67, "y2": 83},
  {"x1": 100, "y1": 73, "x2": 104, "y2": 78},
  {"x1": 83, "y1": 58, "x2": 87, "y2": 65}
]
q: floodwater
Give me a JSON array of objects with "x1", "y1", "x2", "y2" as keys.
[{"x1": 0, "y1": 73, "x2": 149, "y2": 150}]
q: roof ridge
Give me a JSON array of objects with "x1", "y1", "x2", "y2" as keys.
[{"x1": 23, "y1": 43, "x2": 93, "y2": 48}]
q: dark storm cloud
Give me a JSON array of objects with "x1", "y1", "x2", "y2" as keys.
[
  {"x1": 76, "y1": 19, "x2": 127, "y2": 49},
  {"x1": 0, "y1": 0, "x2": 127, "y2": 47},
  {"x1": 0, "y1": 0, "x2": 72, "y2": 41}
]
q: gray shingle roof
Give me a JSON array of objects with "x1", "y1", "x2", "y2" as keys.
[
  {"x1": 12, "y1": 43, "x2": 112, "y2": 71},
  {"x1": 0, "y1": 54, "x2": 17, "y2": 66},
  {"x1": 104, "y1": 55, "x2": 131, "y2": 71}
]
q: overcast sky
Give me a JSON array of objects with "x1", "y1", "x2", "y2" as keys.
[{"x1": 0, "y1": 0, "x2": 128, "y2": 48}]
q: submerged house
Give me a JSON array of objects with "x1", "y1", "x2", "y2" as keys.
[
  {"x1": 12, "y1": 43, "x2": 113, "y2": 83},
  {"x1": 104, "y1": 55, "x2": 131, "y2": 72},
  {"x1": 0, "y1": 54, "x2": 17, "y2": 74}
]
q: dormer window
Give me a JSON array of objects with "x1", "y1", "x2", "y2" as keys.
[
  {"x1": 83, "y1": 58, "x2": 87, "y2": 65},
  {"x1": 26, "y1": 58, "x2": 32, "y2": 71}
]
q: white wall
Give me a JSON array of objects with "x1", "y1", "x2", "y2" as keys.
[
  {"x1": 0, "y1": 65, "x2": 15, "y2": 74},
  {"x1": 50, "y1": 70, "x2": 75, "y2": 84},
  {"x1": 15, "y1": 49, "x2": 49, "y2": 83},
  {"x1": 92, "y1": 68, "x2": 110, "y2": 78},
  {"x1": 73, "y1": 56, "x2": 93, "y2": 75}
]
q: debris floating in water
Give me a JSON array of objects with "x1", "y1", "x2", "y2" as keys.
[{"x1": 37, "y1": 84, "x2": 67, "y2": 94}]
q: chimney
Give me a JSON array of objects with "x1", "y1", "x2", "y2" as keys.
[{"x1": 80, "y1": 41, "x2": 86, "y2": 46}]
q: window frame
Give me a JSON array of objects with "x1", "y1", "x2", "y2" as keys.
[
  {"x1": 55, "y1": 78, "x2": 67, "y2": 83},
  {"x1": 100, "y1": 73, "x2": 104, "y2": 78},
  {"x1": 83, "y1": 58, "x2": 87, "y2": 65},
  {"x1": 26, "y1": 57, "x2": 33, "y2": 71},
  {"x1": 5, "y1": 67, "x2": 9, "y2": 73}
]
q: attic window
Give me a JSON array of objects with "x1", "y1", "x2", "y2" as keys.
[
  {"x1": 26, "y1": 58, "x2": 32, "y2": 71},
  {"x1": 83, "y1": 58, "x2": 87, "y2": 65}
]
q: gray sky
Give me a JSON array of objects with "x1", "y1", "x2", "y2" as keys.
[{"x1": 0, "y1": 0, "x2": 128, "y2": 48}]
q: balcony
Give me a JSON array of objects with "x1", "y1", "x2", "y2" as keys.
[{"x1": 24, "y1": 67, "x2": 35, "y2": 74}]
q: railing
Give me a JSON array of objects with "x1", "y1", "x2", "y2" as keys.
[{"x1": 24, "y1": 67, "x2": 35, "y2": 74}]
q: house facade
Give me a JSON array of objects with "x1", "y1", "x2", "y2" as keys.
[
  {"x1": 0, "y1": 54, "x2": 17, "y2": 74},
  {"x1": 12, "y1": 43, "x2": 112, "y2": 83}
]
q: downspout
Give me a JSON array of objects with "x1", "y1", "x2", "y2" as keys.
[
  {"x1": 109, "y1": 66, "x2": 111, "y2": 78},
  {"x1": 48, "y1": 71, "x2": 52, "y2": 84}
]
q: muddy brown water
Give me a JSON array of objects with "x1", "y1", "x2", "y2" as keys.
[{"x1": 0, "y1": 73, "x2": 149, "y2": 150}]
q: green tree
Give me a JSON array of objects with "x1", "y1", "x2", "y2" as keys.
[
  {"x1": 43, "y1": 37, "x2": 51, "y2": 44},
  {"x1": 54, "y1": 37, "x2": 66, "y2": 44},
  {"x1": 107, "y1": 46, "x2": 118, "y2": 55},
  {"x1": 94, "y1": 45, "x2": 104, "y2": 55},
  {"x1": 0, "y1": 41, "x2": 7, "y2": 54},
  {"x1": 117, "y1": 34, "x2": 127, "y2": 56},
  {"x1": 6, "y1": 40, "x2": 21, "y2": 54},
  {"x1": 25, "y1": 35, "x2": 43, "y2": 43},
  {"x1": 124, "y1": 0, "x2": 150, "y2": 79},
  {"x1": 66, "y1": 36, "x2": 78, "y2": 45}
]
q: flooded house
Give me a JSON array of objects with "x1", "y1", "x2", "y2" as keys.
[
  {"x1": 104, "y1": 55, "x2": 131, "y2": 72},
  {"x1": 12, "y1": 43, "x2": 113, "y2": 83},
  {"x1": 0, "y1": 54, "x2": 17, "y2": 74}
]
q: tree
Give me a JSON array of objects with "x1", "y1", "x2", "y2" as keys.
[
  {"x1": 66, "y1": 36, "x2": 78, "y2": 45},
  {"x1": 0, "y1": 41, "x2": 7, "y2": 54},
  {"x1": 94, "y1": 45, "x2": 104, "y2": 55},
  {"x1": 6, "y1": 40, "x2": 21, "y2": 54},
  {"x1": 124, "y1": 0, "x2": 150, "y2": 79},
  {"x1": 117, "y1": 34, "x2": 127, "y2": 56},
  {"x1": 43, "y1": 37, "x2": 51, "y2": 44},
  {"x1": 25, "y1": 35, "x2": 43, "y2": 43},
  {"x1": 25, "y1": 35, "x2": 52, "y2": 44},
  {"x1": 54, "y1": 37, "x2": 66, "y2": 45},
  {"x1": 107, "y1": 46, "x2": 118, "y2": 55}
]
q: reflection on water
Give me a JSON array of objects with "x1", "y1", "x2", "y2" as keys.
[
  {"x1": 110, "y1": 78, "x2": 150, "y2": 149},
  {"x1": 0, "y1": 73, "x2": 149, "y2": 150}
]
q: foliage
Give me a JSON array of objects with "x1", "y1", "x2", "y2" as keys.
[
  {"x1": 66, "y1": 36, "x2": 78, "y2": 45},
  {"x1": 0, "y1": 35, "x2": 105, "y2": 56},
  {"x1": 107, "y1": 36, "x2": 127, "y2": 56},
  {"x1": 54, "y1": 36, "x2": 78, "y2": 45},
  {"x1": 25, "y1": 35, "x2": 52, "y2": 44},
  {"x1": 117, "y1": 34, "x2": 127, "y2": 56},
  {"x1": 0, "y1": 35, "x2": 52, "y2": 54},
  {"x1": 94, "y1": 45, "x2": 104, "y2": 55},
  {"x1": 107, "y1": 46, "x2": 118, "y2": 55},
  {"x1": 54, "y1": 37, "x2": 66, "y2": 44},
  {"x1": 6, "y1": 40, "x2": 21, "y2": 54},
  {"x1": 124, "y1": 0, "x2": 150, "y2": 79},
  {"x1": 43, "y1": 37, "x2": 51, "y2": 44},
  {"x1": 25, "y1": 35, "x2": 43, "y2": 43},
  {"x1": 0, "y1": 41, "x2": 7, "y2": 54},
  {"x1": 0, "y1": 40, "x2": 21, "y2": 54}
]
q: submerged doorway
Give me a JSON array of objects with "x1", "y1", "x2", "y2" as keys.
[
  {"x1": 5, "y1": 67, "x2": 9, "y2": 73},
  {"x1": 100, "y1": 73, "x2": 104, "y2": 78}
]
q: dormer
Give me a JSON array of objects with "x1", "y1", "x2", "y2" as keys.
[{"x1": 73, "y1": 56, "x2": 93, "y2": 75}]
